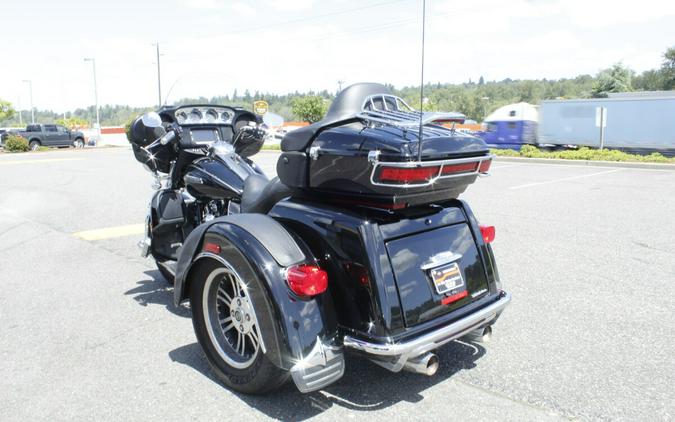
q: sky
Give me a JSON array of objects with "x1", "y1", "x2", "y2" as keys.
[{"x1": 1, "y1": 0, "x2": 674, "y2": 112}]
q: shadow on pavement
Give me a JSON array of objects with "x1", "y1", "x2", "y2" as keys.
[
  {"x1": 124, "y1": 270, "x2": 191, "y2": 318},
  {"x1": 169, "y1": 339, "x2": 485, "y2": 420}
]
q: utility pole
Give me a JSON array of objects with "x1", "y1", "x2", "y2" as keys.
[
  {"x1": 84, "y1": 58, "x2": 101, "y2": 137},
  {"x1": 155, "y1": 43, "x2": 162, "y2": 107},
  {"x1": 337, "y1": 80, "x2": 344, "y2": 93},
  {"x1": 22, "y1": 80, "x2": 34, "y2": 124},
  {"x1": 17, "y1": 95, "x2": 22, "y2": 125}
]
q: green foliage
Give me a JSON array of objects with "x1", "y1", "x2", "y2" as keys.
[
  {"x1": 591, "y1": 63, "x2": 634, "y2": 98},
  {"x1": 291, "y1": 96, "x2": 328, "y2": 123},
  {"x1": 0, "y1": 99, "x2": 15, "y2": 121},
  {"x1": 490, "y1": 146, "x2": 674, "y2": 163},
  {"x1": 4, "y1": 133, "x2": 29, "y2": 152},
  {"x1": 56, "y1": 117, "x2": 88, "y2": 129},
  {"x1": 662, "y1": 46, "x2": 675, "y2": 90},
  {"x1": 0, "y1": 47, "x2": 672, "y2": 127}
]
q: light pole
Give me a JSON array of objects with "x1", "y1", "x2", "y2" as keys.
[
  {"x1": 153, "y1": 42, "x2": 162, "y2": 107},
  {"x1": 480, "y1": 96, "x2": 490, "y2": 121},
  {"x1": 22, "y1": 80, "x2": 34, "y2": 124},
  {"x1": 84, "y1": 58, "x2": 100, "y2": 137}
]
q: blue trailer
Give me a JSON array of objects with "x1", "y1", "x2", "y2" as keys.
[
  {"x1": 478, "y1": 102, "x2": 538, "y2": 150},
  {"x1": 538, "y1": 92, "x2": 675, "y2": 155}
]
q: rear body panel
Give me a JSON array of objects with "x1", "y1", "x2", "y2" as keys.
[
  {"x1": 269, "y1": 197, "x2": 501, "y2": 343},
  {"x1": 386, "y1": 223, "x2": 489, "y2": 327}
]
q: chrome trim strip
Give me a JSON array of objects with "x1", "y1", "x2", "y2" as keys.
[
  {"x1": 420, "y1": 251, "x2": 462, "y2": 270},
  {"x1": 369, "y1": 154, "x2": 494, "y2": 188},
  {"x1": 343, "y1": 292, "x2": 510, "y2": 372}
]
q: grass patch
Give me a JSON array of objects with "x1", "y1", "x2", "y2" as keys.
[
  {"x1": 491, "y1": 145, "x2": 675, "y2": 164},
  {"x1": 262, "y1": 144, "x2": 281, "y2": 151}
]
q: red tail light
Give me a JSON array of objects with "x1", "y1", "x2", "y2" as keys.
[
  {"x1": 441, "y1": 162, "x2": 478, "y2": 175},
  {"x1": 378, "y1": 166, "x2": 440, "y2": 184},
  {"x1": 286, "y1": 264, "x2": 328, "y2": 297},
  {"x1": 478, "y1": 159, "x2": 492, "y2": 173},
  {"x1": 479, "y1": 225, "x2": 495, "y2": 244},
  {"x1": 203, "y1": 242, "x2": 221, "y2": 254}
]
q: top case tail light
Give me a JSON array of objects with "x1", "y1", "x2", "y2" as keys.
[
  {"x1": 377, "y1": 166, "x2": 440, "y2": 184},
  {"x1": 478, "y1": 158, "x2": 492, "y2": 174}
]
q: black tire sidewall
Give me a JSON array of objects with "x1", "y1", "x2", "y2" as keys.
[{"x1": 189, "y1": 254, "x2": 288, "y2": 394}]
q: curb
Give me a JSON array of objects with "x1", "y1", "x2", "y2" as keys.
[{"x1": 493, "y1": 156, "x2": 675, "y2": 171}]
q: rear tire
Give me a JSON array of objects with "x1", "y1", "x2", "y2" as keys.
[
  {"x1": 29, "y1": 140, "x2": 40, "y2": 151},
  {"x1": 74, "y1": 138, "x2": 85, "y2": 148},
  {"x1": 189, "y1": 258, "x2": 288, "y2": 394}
]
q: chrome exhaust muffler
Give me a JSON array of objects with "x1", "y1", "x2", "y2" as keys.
[
  {"x1": 402, "y1": 352, "x2": 439, "y2": 376},
  {"x1": 463, "y1": 325, "x2": 492, "y2": 343}
]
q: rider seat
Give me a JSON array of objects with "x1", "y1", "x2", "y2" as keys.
[{"x1": 240, "y1": 175, "x2": 292, "y2": 214}]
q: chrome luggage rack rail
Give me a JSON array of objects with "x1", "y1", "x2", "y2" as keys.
[{"x1": 356, "y1": 94, "x2": 465, "y2": 129}]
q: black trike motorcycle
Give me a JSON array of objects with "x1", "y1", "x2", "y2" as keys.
[{"x1": 128, "y1": 83, "x2": 510, "y2": 394}]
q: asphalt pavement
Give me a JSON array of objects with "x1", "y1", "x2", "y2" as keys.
[{"x1": 0, "y1": 148, "x2": 673, "y2": 421}]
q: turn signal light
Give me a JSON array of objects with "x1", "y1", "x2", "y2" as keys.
[
  {"x1": 286, "y1": 265, "x2": 328, "y2": 297},
  {"x1": 479, "y1": 225, "x2": 495, "y2": 244},
  {"x1": 378, "y1": 166, "x2": 440, "y2": 184}
]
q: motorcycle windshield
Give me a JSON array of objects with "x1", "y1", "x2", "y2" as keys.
[{"x1": 161, "y1": 71, "x2": 247, "y2": 109}]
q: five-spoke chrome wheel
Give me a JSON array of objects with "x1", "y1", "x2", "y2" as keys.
[{"x1": 202, "y1": 266, "x2": 261, "y2": 369}]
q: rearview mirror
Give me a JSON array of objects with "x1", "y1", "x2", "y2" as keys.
[
  {"x1": 141, "y1": 112, "x2": 163, "y2": 128},
  {"x1": 262, "y1": 112, "x2": 284, "y2": 128}
]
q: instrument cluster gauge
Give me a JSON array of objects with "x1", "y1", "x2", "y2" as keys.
[
  {"x1": 204, "y1": 108, "x2": 218, "y2": 123},
  {"x1": 175, "y1": 111, "x2": 188, "y2": 124},
  {"x1": 220, "y1": 111, "x2": 233, "y2": 123},
  {"x1": 188, "y1": 108, "x2": 203, "y2": 123}
]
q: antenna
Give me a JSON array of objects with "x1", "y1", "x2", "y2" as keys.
[{"x1": 417, "y1": 0, "x2": 426, "y2": 162}]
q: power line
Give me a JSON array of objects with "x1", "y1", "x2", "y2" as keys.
[{"x1": 224, "y1": 0, "x2": 412, "y2": 34}]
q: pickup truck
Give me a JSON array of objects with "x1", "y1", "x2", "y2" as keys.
[{"x1": 1, "y1": 124, "x2": 86, "y2": 150}]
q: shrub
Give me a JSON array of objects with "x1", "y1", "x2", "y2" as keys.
[
  {"x1": 489, "y1": 146, "x2": 675, "y2": 163},
  {"x1": 4, "y1": 133, "x2": 29, "y2": 152}
]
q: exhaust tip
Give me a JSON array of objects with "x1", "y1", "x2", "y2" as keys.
[
  {"x1": 462, "y1": 325, "x2": 493, "y2": 343},
  {"x1": 481, "y1": 325, "x2": 492, "y2": 343},
  {"x1": 402, "y1": 352, "x2": 439, "y2": 376},
  {"x1": 425, "y1": 353, "x2": 439, "y2": 376}
]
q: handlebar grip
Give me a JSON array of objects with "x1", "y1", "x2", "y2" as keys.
[{"x1": 160, "y1": 131, "x2": 176, "y2": 145}]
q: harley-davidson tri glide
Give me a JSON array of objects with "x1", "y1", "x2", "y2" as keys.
[{"x1": 129, "y1": 83, "x2": 510, "y2": 394}]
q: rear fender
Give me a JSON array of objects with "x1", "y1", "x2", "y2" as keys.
[{"x1": 174, "y1": 214, "x2": 340, "y2": 372}]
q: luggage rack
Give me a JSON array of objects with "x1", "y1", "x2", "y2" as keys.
[{"x1": 357, "y1": 94, "x2": 465, "y2": 129}]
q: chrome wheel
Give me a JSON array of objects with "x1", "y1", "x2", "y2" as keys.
[
  {"x1": 74, "y1": 139, "x2": 84, "y2": 148},
  {"x1": 202, "y1": 266, "x2": 261, "y2": 369}
]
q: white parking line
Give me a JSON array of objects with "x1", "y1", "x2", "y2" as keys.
[
  {"x1": 74, "y1": 224, "x2": 144, "y2": 241},
  {"x1": 0, "y1": 158, "x2": 84, "y2": 166},
  {"x1": 509, "y1": 169, "x2": 623, "y2": 190}
]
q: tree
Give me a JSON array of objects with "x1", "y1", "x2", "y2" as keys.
[
  {"x1": 56, "y1": 117, "x2": 89, "y2": 129},
  {"x1": 591, "y1": 63, "x2": 634, "y2": 97},
  {"x1": 291, "y1": 96, "x2": 328, "y2": 123},
  {"x1": 661, "y1": 46, "x2": 675, "y2": 90},
  {"x1": 478, "y1": 76, "x2": 485, "y2": 85},
  {"x1": 0, "y1": 99, "x2": 15, "y2": 121}
]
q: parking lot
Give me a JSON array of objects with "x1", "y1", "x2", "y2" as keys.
[{"x1": 0, "y1": 147, "x2": 673, "y2": 421}]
